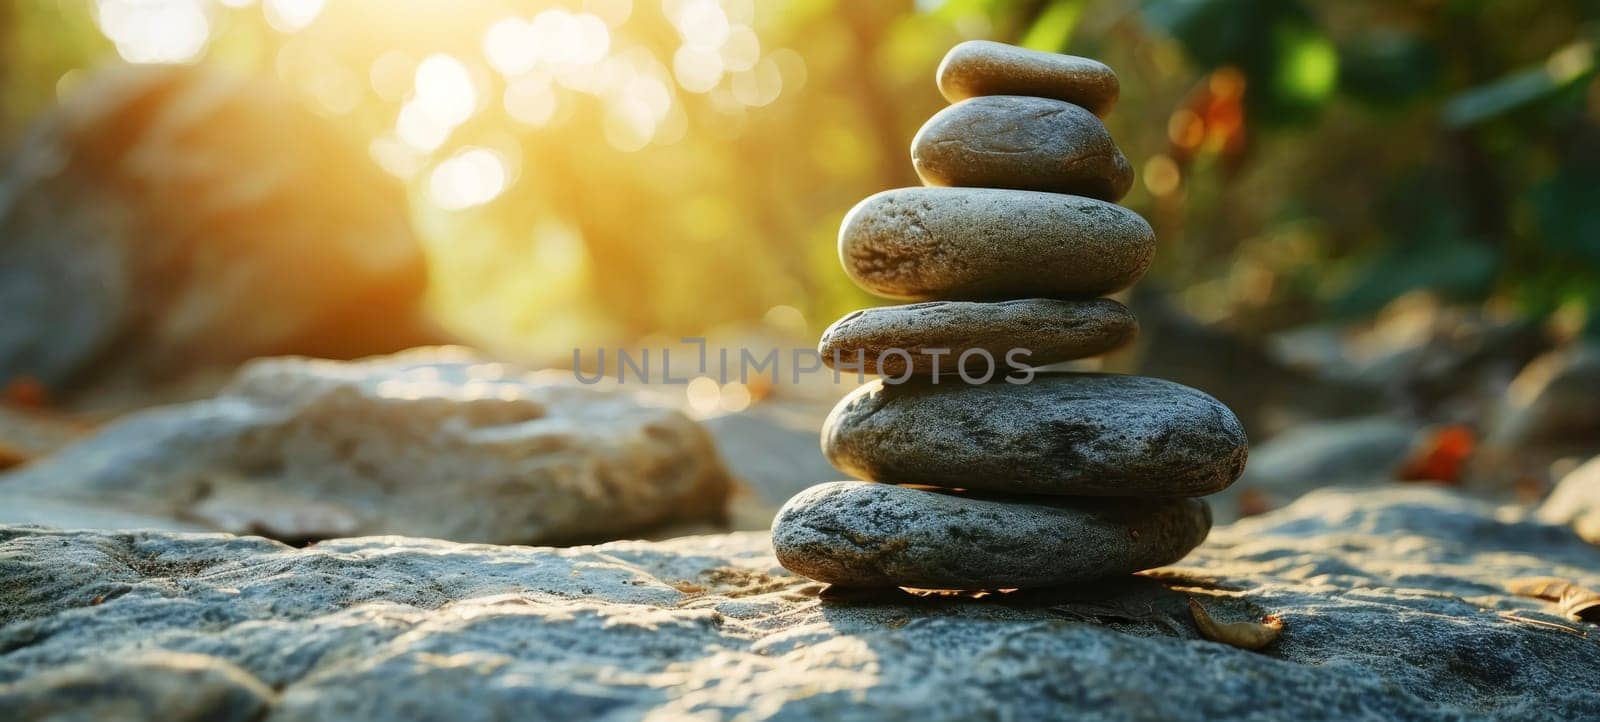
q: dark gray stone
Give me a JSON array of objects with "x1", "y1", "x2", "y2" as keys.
[
  {"x1": 819, "y1": 299, "x2": 1136, "y2": 377},
  {"x1": 839, "y1": 187, "x2": 1153, "y2": 300},
  {"x1": 3, "y1": 487, "x2": 1599, "y2": 720},
  {"x1": 771, "y1": 481, "x2": 1211, "y2": 589},
  {"x1": 823, "y1": 373, "x2": 1248, "y2": 497},
  {"x1": 911, "y1": 95, "x2": 1133, "y2": 201},
  {"x1": 937, "y1": 40, "x2": 1119, "y2": 116}
]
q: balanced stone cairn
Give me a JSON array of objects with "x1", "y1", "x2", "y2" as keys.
[{"x1": 771, "y1": 41, "x2": 1249, "y2": 591}]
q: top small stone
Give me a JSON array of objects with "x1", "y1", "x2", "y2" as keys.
[{"x1": 938, "y1": 40, "x2": 1120, "y2": 117}]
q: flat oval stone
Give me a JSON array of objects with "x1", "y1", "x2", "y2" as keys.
[
  {"x1": 938, "y1": 40, "x2": 1119, "y2": 116},
  {"x1": 772, "y1": 481, "x2": 1212, "y2": 589},
  {"x1": 839, "y1": 187, "x2": 1153, "y2": 300},
  {"x1": 823, "y1": 373, "x2": 1248, "y2": 496},
  {"x1": 912, "y1": 96, "x2": 1133, "y2": 201},
  {"x1": 819, "y1": 299, "x2": 1136, "y2": 377}
]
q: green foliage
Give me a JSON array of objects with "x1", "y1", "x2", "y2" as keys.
[
  {"x1": 2, "y1": 0, "x2": 1599, "y2": 348},
  {"x1": 1122, "y1": 0, "x2": 1600, "y2": 329},
  {"x1": 1142, "y1": 0, "x2": 1336, "y2": 123}
]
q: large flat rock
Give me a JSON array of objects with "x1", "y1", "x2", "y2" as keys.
[
  {"x1": 0, "y1": 348, "x2": 732, "y2": 546},
  {"x1": 3, "y1": 487, "x2": 1599, "y2": 720}
]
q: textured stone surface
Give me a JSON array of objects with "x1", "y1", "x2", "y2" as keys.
[
  {"x1": 0, "y1": 348, "x2": 732, "y2": 545},
  {"x1": 839, "y1": 187, "x2": 1154, "y2": 300},
  {"x1": 4, "y1": 487, "x2": 1600, "y2": 720},
  {"x1": 912, "y1": 96, "x2": 1133, "y2": 201},
  {"x1": 938, "y1": 40, "x2": 1120, "y2": 116},
  {"x1": 824, "y1": 373, "x2": 1248, "y2": 497},
  {"x1": 0, "y1": 64, "x2": 439, "y2": 409},
  {"x1": 771, "y1": 481, "x2": 1211, "y2": 588},
  {"x1": 819, "y1": 298, "x2": 1136, "y2": 376}
]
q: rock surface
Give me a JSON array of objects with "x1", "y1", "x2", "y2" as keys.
[
  {"x1": 911, "y1": 96, "x2": 1134, "y2": 201},
  {"x1": 4, "y1": 487, "x2": 1600, "y2": 720},
  {"x1": 0, "y1": 348, "x2": 732, "y2": 545},
  {"x1": 771, "y1": 481, "x2": 1211, "y2": 588},
  {"x1": 819, "y1": 298, "x2": 1137, "y2": 376},
  {"x1": 839, "y1": 187, "x2": 1154, "y2": 300},
  {"x1": 823, "y1": 373, "x2": 1248, "y2": 497},
  {"x1": 0, "y1": 64, "x2": 441, "y2": 410},
  {"x1": 938, "y1": 40, "x2": 1120, "y2": 116}
]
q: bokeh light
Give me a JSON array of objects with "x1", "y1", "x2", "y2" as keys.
[
  {"x1": 483, "y1": 18, "x2": 540, "y2": 77},
  {"x1": 414, "y1": 54, "x2": 478, "y2": 127},
  {"x1": 96, "y1": 0, "x2": 211, "y2": 64},
  {"x1": 264, "y1": 0, "x2": 324, "y2": 33},
  {"x1": 428, "y1": 147, "x2": 509, "y2": 210}
]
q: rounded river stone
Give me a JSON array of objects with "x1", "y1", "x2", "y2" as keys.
[
  {"x1": 938, "y1": 40, "x2": 1120, "y2": 116},
  {"x1": 771, "y1": 481, "x2": 1212, "y2": 589},
  {"x1": 823, "y1": 373, "x2": 1249, "y2": 497},
  {"x1": 911, "y1": 95, "x2": 1133, "y2": 201},
  {"x1": 838, "y1": 187, "x2": 1153, "y2": 300},
  {"x1": 818, "y1": 299, "x2": 1137, "y2": 377}
]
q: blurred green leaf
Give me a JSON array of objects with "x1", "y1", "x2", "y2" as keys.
[
  {"x1": 1338, "y1": 30, "x2": 1441, "y2": 106},
  {"x1": 1531, "y1": 163, "x2": 1600, "y2": 267},
  {"x1": 1141, "y1": 0, "x2": 1335, "y2": 124},
  {"x1": 1444, "y1": 42, "x2": 1595, "y2": 128},
  {"x1": 1272, "y1": 23, "x2": 1338, "y2": 108},
  {"x1": 1019, "y1": 2, "x2": 1085, "y2": 52}
]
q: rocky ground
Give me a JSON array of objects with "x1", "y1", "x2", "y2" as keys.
[{"x1": 3, "y1": 486, "x2": 1599, "y2": 721}]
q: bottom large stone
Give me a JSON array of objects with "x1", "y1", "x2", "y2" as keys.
[{"x1": 771, "y1": 481, "x2": 1211, "y2": 589}]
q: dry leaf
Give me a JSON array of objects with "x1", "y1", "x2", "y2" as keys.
[
  {"x1": 1188, "y1": 597, "x2": 1282, "y2": 650},
  {"x1": 1508, "y1": 577, "x2": 1600, "y2": 623},
  {"x1": 1396, "y1": 425, "x2": 1474, "y2": 485},
  {"x1": 1558, "y1": 586, "x2": 1600, "y2": 623},
  {"x1": 1507, "y1": 576, "x2": 1578, "y2": 601}
]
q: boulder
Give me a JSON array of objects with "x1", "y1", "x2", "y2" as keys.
[
  {"x1": 0, "y1": 64, "x2": 441, "y2": 410},
  {"x1": 0, "y1": 349, "x2": 732, "y2": 545},
  {"x1": 3, "y1": 487, "x2": 1599, "y2": 719},
  {"x1": 1489, "y1": 342, "x2": 1600, "y2": 449},
  {"x1": 1212, "y1": 416, "x2": 1420, "y2": 522},
  {"x1": 1540, "y1": 455, "x2": 1600, "y2": 545}
]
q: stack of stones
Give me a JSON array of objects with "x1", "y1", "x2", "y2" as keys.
[{"x1": 771, "y1": 41, "x2": 1249, "y2": 591}]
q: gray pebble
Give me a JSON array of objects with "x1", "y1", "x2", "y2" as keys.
[
  {"x1": 911, "y1": 95, "x2": 1133, "y2": 201},
  {"x1": 819, "y1": 298, "x2": 1137, "y2": 377},
  {"x1": 771, "y1": 481, "x2": 1212, "y2": 589},
  {"x1": 839, "y1": 187, "x2": 1153, "y2": 300},
  {"x1": 938, "y1": 40, "x2": 1120, "y2": 116},
  {"x1": 823, "y1": 373, "x2": 1249, "y2": 497}
]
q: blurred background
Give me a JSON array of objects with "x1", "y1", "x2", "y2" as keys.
[{"x1": 3, "y1": 0, "x2": 1600, "y2": 525}]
